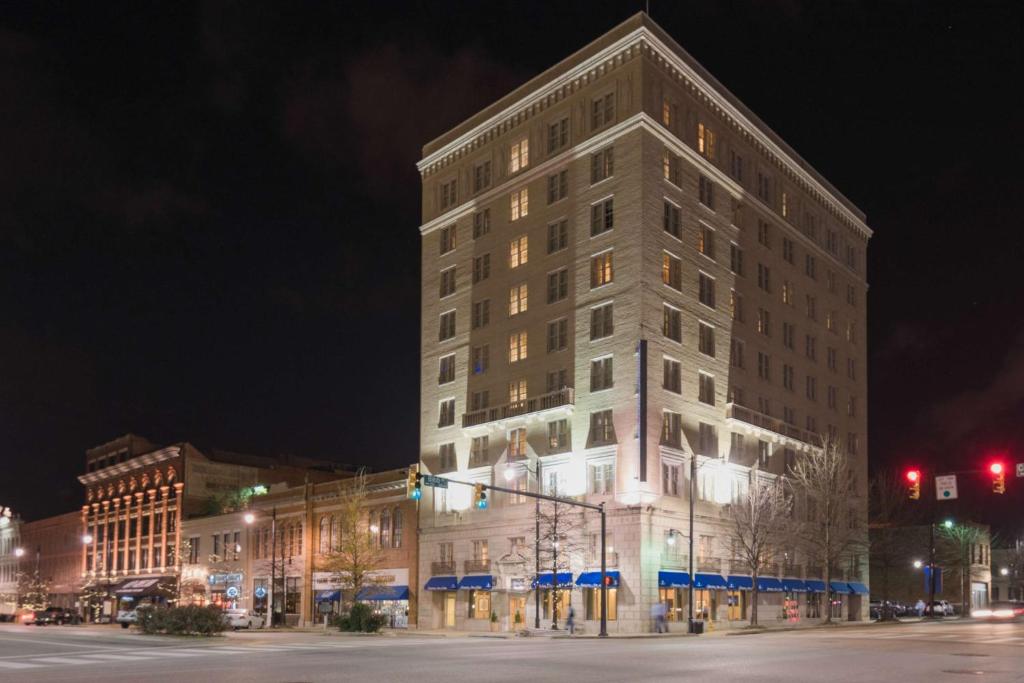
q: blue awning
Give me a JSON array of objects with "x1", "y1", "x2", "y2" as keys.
[
  {"x1": 356, "y1": 585, "x2": 410, "y2": 601},
  {"x1": 658, "y1": 571, "x2": 690, "y2": 588},
  {"x1": 532, "y1": 572, "x2": 573, "y2": 589},
  {"x1": 805, "y1": 580, "x2": 827, "y2": 592},
  {"x1": 576, "y1": 571, "x2": 620, "y2": 588},
  {"x1": 457, "y1": 575, "x2": 494, "y2": 590},
  {"x1": 781, "y1": 578, "x2": 808, "y2": 593},
  {"x1": 693, "y1": 573, "x2": 728, "y2": 589},
  {"x1": 757, "y1": 577, "x2": 784, "y2": 592},
  {"x1": 847, "y1": 582, "x2": 869, "y2": 595},
  {"x1": 315, "y1": 590, "x2": 340, "y2": 602},
  {"x1": 727, "y1": 575, "x2": 753, "y2": 590},
  {"x1": 830, "y1": 581, "x2": 852, "y2": 593},
  {"x1": 424, "y1": 576, "x2": 458, "y2": 591}
]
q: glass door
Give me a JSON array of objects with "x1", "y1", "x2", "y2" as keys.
[
  {"x1": 444, "y1": 592, "x2": 456, "y2": 628},
  {"x1": 509, "y1": 596, "x2": 526, "y2": 629}
]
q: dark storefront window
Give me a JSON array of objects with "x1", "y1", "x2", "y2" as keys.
[
  {"x1": 253, "y1": 579, "x2": 268, "y2": 615},
  {"x1": 286, "y1": 578, "x2": 300, "y2": 615}
]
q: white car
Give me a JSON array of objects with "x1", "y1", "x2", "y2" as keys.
[
  {"x1": 115, "y1": 609, "x2": 139, "y2": 629},
  {"x1": 223, "y1": 609, "x2": 265, "y2": 629}
]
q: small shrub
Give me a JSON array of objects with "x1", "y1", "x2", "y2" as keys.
[
  {"x1": 338, "y1": 602, "x2": 387, "y2": 632},
  {"x1": 139, "y1": 605, "x2": 226, "y2": 636}
]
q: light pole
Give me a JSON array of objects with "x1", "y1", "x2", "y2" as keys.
[
  {"x1": 504, "y1": 462, "x2": 542, "y2": 629},
  {"x1": 13, "y1": 547, "x2": 24, "y2": 613},
  {"x1": 245, "y1": 507, "x2": 277, "y2": 626}
]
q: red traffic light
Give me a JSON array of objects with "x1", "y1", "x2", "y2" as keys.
[
  {"x1": 906, "y1": 470, "x2": 920, "y2": 483},
  {"x1": 990, "y1": 462, "x2": 1004, "y2": 475}
]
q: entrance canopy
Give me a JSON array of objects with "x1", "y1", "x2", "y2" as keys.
[
  {"x1": 756, "y1": 577, "x2": 784, "y2": 593},
  {"x1": 532, "y1": 572, "x2": 573, "y2": 589},
  {"x1": 456, "y1": 576, "x2": 493, "y2": 591},
  {"x1": 113, "y1": 577, "x2": 174, "y2": 598},
  {"x1": 693, "y1": 574, "x2": 728, "y2": 590},
  {"x1": 781, "y1": 578, "x2": 808, "y2": 593},
  {"x1": 726, "y1": 575, "x2": 753, "y2": 590},
  {"x1": 658, "y1": 571, "x2": 690, "y2": 588},
  {"x1": 423, "y1": 576, "x2": 458, "y2": 591},
  {"x1": 575, "y1": 571, "x2": 620, "y2": 588},
  {"x1": 846, "y1": 582, "x2": 870, "y2": 595},
  {"x1": 830, "y1": 581, "x2": 852, "y2": 593},
  {"x1": 805, "y1": 580, "x2": 827, "y2": 592},
  {"x1": 357, "y1": 585, "x2": 410, "y2": 601},
  {"x1": 315, "y1": 590, "x2": 341, "y2": 602}
]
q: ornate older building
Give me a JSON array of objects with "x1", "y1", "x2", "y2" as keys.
[{"x1": 0, "y1": 507, "x2": 22, "y2": 618}]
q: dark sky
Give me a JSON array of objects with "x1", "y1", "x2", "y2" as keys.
[{"x1": 2, "y1": 1, "x2": 1023, "y2": 533}]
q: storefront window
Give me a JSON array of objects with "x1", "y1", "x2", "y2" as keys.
[
  {"x1": 659, "y1": 587, "x2": 685, "y2": 621},
  {"x1": 286, "y1": 578, "x2": 300, "y2": 615},
  {"x1": 584, "y1": 588, "x2": 617, "y2": 620},
  {"x1": 805, "y1": 592, "x2": 820, "y2": 618},
  {"x1": 541, "y1": 590, "x2": 571, "y2": 621},
  {"x1": 468, "y1": 590, "x2": 491, "y2": 619},
  {"x1": 727, "y1": 590, "x2": 746, "y2": 620},
  {"x1": 253, "y1": 579, "x2": 268, "y2": 615},
  {"x1": 694, "y1": 589, "x2": 716, "y2": 621}
]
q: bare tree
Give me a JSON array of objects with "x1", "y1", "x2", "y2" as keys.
[
  {"x1": 730, "y1": 473, "x2": 793, "y2": 626},
  {"x1": 321, "y1": 472, "x2": 387, "y2": 608},
  {"x1": 868, "y1": 469, "x2": 915, "y2": 608},
  {"x1": 533, "y1": 494, "x2": 585, "y2": 629},
  {"x1": 788, "y1": 435, "x2": 865, "y2": 623},
  {"x1": 936, "y1": 522, "x2": 986, "y2": 616}
]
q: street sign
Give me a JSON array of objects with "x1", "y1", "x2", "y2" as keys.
[
  {"x1": 1016, "y1": 463, "x2": 1024, "y2": 478},
  {"x1": 421, "y1": 474, "x2": 449, "y2": 489},
  {"x1": 935, "y1": 474, "x2": 958, "y2": 500}
]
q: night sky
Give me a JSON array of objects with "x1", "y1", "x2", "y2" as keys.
[{"x1": 3, "y1": 1, "x2": 1023, "y2": 534}]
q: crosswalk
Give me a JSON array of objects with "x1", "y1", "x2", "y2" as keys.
[{"x1": 814, "y1": 628, "x2": 1024, "y2": 646}]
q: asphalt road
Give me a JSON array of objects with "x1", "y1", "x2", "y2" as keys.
[{"x1": 1, "y1": 620, "x2": 1023, "y2": 682}]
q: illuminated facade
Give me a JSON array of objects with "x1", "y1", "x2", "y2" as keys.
[
  {"x1": 0, "y1": 507, "x2": 21, "y2": 617},
  {"x1": 417, "y1": 12, "x2": 871, "y2": 632}
]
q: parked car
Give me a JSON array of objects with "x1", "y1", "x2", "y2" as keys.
[
  {"x1": 39, "y1": 607, "x2": 77, "y2": 625},
  {"x1": 222, "y1": 609, "x2": 265, "y2": 630},
  {"x1": 27, "y1": 610, "x2": 57, "y2": 626},
  {"x1": 924, "y1": 600, "x2": 955, "y2": 616},
  {"x1": 972, "y1": 601, "x2": 1024, "y2": 621},
  {"x1": 116, "y1": 608, "x2": 139, "y2": 628}
]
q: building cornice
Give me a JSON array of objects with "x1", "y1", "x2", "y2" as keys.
[{"x1": 78, "y1": 446, "x2": 181, "y2": 485}]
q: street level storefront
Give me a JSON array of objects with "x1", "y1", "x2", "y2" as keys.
[{"x1": 314, "y1": 569, "x2": 411, "y2": 628}]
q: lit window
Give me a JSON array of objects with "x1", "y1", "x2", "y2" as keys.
[
  {"x1": 510, "y1": 188, "x2": 529, "y2": 221},
  {"x1": 697, "y1": 122, "x2": 715, "y2": 160},
  {"x1": 509, "y1": 283, "x2": 528, "y2": 316},
  {"x1": 662, "y1": 252, "x2": 682, "y2": 290},
  {"x1": 508, "y1": 331, "x2": 528, "y2": 363},
  {"x1": 510, "y1": 138, "x2": 529, "y2": 173},
  {"x1": 509, "y1": 235, "x2": 528, "y2": 268},
  {"x1": 508, "y1": 379, "x2": 527, "y2": 404},
  {"x1": 590, "y1": 251, "x2": 614, "y2": 288},
  {"x1": 662, "y1": 98, "x2": 672, "y2": 126}
]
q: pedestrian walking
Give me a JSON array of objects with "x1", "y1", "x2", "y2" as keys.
[
  {"x1": 652, "y1": 601, "x2": 667, "y2": 633},
  {"x1": 915, "y1": 599, "x2": 925, "y2": 617},
  {"x1": 566, "y1": 604, "x2": 575, "y2": 635}
]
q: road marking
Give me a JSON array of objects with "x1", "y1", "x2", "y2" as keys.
[
  {"x1": 80, "y1": 653, "x2": 151, "y2": 661},
  {"x1": 29, "y1": 656, "x2": 103, "y2": 665},
  {"x1": 0, "y1": 634, "x2": 123, "y2": 650},
  {"x1": 0, "y1": 661, "x2": 44, "y2": 669},
  {"x1": 132, "y1": 650, "x2": 204, "y2": 657}
]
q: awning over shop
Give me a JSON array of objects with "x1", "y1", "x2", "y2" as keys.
[
  {"x1": 532, "y1": 572, "x2": 573, "y2": 589},
  {"x1": 805, "y1": 580, "x2": 827, "y2": 592},
  {"x1": 727, "y1": 575, "x2": 753, "y2": 590},
  {"x1": 658, "y1": 571, "x2": 690, "y2": 588},
  {"x1": 847, "y1": 582, "x2": 870, "y2": 595},
  {"x1": 423, "y1": 576, "x2": 458, "y2": 591},
  {"x1": 693, "y1": 573, "x2": 728, "y2": 590},
  {"x1": 575, "y1": 571, "x2": 620, "y2": 588},
  {"x1": 830, "y1": 581, "x2": 852, "y2": 593},
  {"x1": 781, "y1": 578, "x2": 808, "y2": 593},
  {"x1": 357, "y1": 585, "x2": 410, "y2": 601},
  {"x1": 756, "y1": 577, "x2": 784, "y2": 593},
  {"x1": 113, "y1": 577, "x2": 174, "y2": 598},
  {"x1": 315, "y1": 590, "x2": 341, "y2": 602},
  {"x1": 457, "y1": 576, "x2": 493, "y2": 591}
]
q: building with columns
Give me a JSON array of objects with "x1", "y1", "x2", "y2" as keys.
[
  {"x1": 0, "y1": 507, "x2": 22, "y2": 618},
  {"x1": 416, "y1": 12, "x2": 871, "y2": 633}
]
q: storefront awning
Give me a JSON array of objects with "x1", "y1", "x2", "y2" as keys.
[
  {"x1": 357, "y1": 585, "x2": 410, "y2": 601},
  {"x1": 693, "y1": 573, "x2": 728, "y2": 590},
  {"x1": 727, "y1": 575, "x2": 753, "y2": 590},
  {"x1": 830, "y1": 581, "x2": 852, "y2": 593},
  {"x1": 315, "y1": 590, "x2": 341, "y2": 602},
  {"x1": 805, "y1": 580, "x2": 827, "y2": 593},
  {"x1": 423, "y1": 576, "x2": 458, "y2": 591},
  {"x1": 532, "y1": 572, "x2": 573, "y2": 589},
  {"x1": 658, "y1": 571, "x2": 690, "y2": 588},
  {"x1": 847, "y1": 582, "x2": 869, "y2": 595},
  {"x1": 575, "y1": 571, "x2": 619, "y2": 588},
  {"x1": 781, "y1": 578, "x2": 808, "y2": 593},
  {"x1": 756, "y1": 577, "x2": 784, "y2": 592},
  {"x1": 457, "y1": 576, "x2": 493, "y2": 591},
  {"x1": 113, "y1": 577, "x2": 175, "y2": 598}
]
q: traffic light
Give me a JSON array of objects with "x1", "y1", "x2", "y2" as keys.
[
  {"x1": 407, "y1": 465, "x2": 422, "y2": 500},
  {"x1": 473, "y1": 483, "x2": 488, "y2": 510},
  {"x1": 990, "y1": 462, "x2": 1006, "y2": 494},
  {"x1": 906, "y1": 469, "x2": 921, "y2": 500}
]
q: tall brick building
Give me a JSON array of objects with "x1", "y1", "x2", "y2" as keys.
[{"x1": 416, "y1": 13, "x2": 871, "y2": 632}]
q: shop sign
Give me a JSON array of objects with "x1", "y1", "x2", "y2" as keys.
[
  {"x1": 509, "y1": 577, "x2": 528, "y2": 592},
  {"x1": 313, "y1": 569, "x2": 409, "y2": 590},
  {"x1": 225, "y1": 586, "x2": 240, "y2": 599},
  {"x1": 209, "y1": 572, "x2": 244, "y2": 586},
  {"x1": 254, "y1": 586, "x2": 268, "y2": 599}
]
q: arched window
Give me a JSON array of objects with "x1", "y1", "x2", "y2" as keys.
[
  {"x1": 330, "y1": 515, "x2": 340, "y2": 551},
  {"x1": 295, "y1": 521, "x2": 302, "y2": 556},
  {"x1": 392, "y1": 508, "x2": 402, "y2": 549},
  {"x1": 380, "y1": 508, "x2": 390, "y2": 549},
  {"x1": 369, "y1": 511, "x2": 378, "y2": 544},
  {"x1": 319, "y1": 516, "x2": 330, "y2": 555}
]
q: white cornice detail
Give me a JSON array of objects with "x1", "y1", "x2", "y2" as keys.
[{"x1": 78, "y1": 446, "x2": 181, "y2": 485}]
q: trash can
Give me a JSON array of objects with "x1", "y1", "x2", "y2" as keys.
[{"x1": 688, "y1": 618, "x2": 704, "y2": 634}]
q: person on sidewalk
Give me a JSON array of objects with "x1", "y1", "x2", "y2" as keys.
[
  {"x1": 652, "y1": 601, "x2": 668, "y2": 633},
  {"x1": 566, "y1": 605, "x2": 576, "y2": 635},
  {"x1": 915, "y1": 599, "x2": 925, "y2": 617}
]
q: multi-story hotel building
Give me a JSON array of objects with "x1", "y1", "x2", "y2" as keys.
[{"x1": 417, "y1": 13, "x2": 871, "y2": 632}]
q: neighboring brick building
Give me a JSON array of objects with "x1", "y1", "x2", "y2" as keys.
[
  {"x1": 17, "y1": 511, "x2": 83, "y2": 610},
  {"x1": 417, "y1": 12, "x2": 871, "y2": 633}
]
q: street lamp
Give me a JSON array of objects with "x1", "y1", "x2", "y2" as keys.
[
  {"x1": 913, "y1": 560, "x2": 923, "y2": 569},
  {"x1": 1000, "y1": 567, "x2": 1009, "y2": 576},
  {"x1": 82, "y1": 534, "x2": 93, "y2": 545},
  {"x1": 13, "y1": 547, "x2": 24, "y2": 558},
  {"x1": 504, "y1": 461, "x2": 543, "y2": 630},
  {"x1": 687, "y1": 453, "x2": 727, "y2": 633}
]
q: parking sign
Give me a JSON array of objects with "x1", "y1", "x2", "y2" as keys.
[{"x1": 935, "y1": 474, "x2": 958, "y2": 500}]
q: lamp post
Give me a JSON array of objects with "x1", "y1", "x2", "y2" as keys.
[
  {"x1": 245, "y1": 507, "x2": 277, "y2": 626},
  {"x1": 505, "y1": 462, "x2": 542, "y2": 630}
]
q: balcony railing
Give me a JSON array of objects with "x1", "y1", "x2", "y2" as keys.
[
  {"x1": 431, "y1": 561, "x2": 456, "y2": 575},
  {"x1": 726, "y1": 403, "x2": 818, "y2": 446},
  {"x1": 661, "y1": 553, "x2": 689, "y2": 569},
  {"x1": 806, "y1": 566, "x2": 823, "y2": 579},
  {"x1": 697, "y1": 558, "x2": 721, "y2": 572},
  {"x1": 586, "y1": 551, "x2": 619, "y2": 568},
  {"x1": 462, "y1": 388, "x2": 574, "y2": 428},
  {"x1": 761, "y1": 563, "x2": 780, "y2": 576},
  {"x1": 782, "y1": 564, "x2": 802, "y2": 577},
  {"x1": 464, "y1": 559, "x2": 491, "y2": 574}
]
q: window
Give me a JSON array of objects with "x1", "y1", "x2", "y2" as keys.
[
  {"x1": 438, "y1": 398, "x2": 455, "y2": 427},
  {"x1": 548, "y1": 419, "x2": 570, "y2": 452},
  {"x1": 547, "y1": 318, "x2": 568, "y2": 352},
  {"x1": 756, "y1": 172, "x2": 772, "y2": 203},
  {"x1": 729, "y1": 149, "x2": 743, "y2": 181},
  {"x1": 781, "y1": 191, "x2": 789, "y2": 218},
  {"x1": 783, "y1": 363, "x2": 794, "y2": 390},
  {"x1": 663, "y1": 150, "x2": 681, "y2": 185},
  {"x1": 730, "y1": 290, "x2": 744, "y2": 322},
  {"x1": 698, "y1": 372, "x2": 715, "y2": 405},
  {"x1": 468, "y1": 590, "x2": 491, "y2": 620},
  {"x1": 661, "y1": 98, "x2": 672, "y2": 126},
  {"x1": 380, "y1": 509, "x2": 390, "y2": 548},
  {"x1": 547, "y1": 268, "x2": 568, "y2": 303},
  {"x1": 440, "y1": 180, "x2": 457, "y2": 210},
  {"x1": 758, "y1": 220, "x2": 771, "y2": 248},
  {"x1": 806, "y1": 375, "x2": 817, "y2": 401},
  {"x1": 591, "y1": 92, "x2": 614, "y2": 129},
  {"x1": 510, "y1": 188, "x2": 529, "y2": 221},
  {"x1": 508, "y1": 331, "x2": 528, "y2": 362},
  {"x1": 663, "y1": 357, "x2": 681, "y2": 393},
  {"x1": 847, "y1": 433, "x2": 859, "y2": 456},
  {"x1": 440, "y1": 224, "x2": 456, "y2": 254},
  {"x1": 547, "y1": 117, "x2": 568, "y2": 153},
  {"x1": 757, "y1": 263, "x2": 771, "y2": 292},
  {"x1": 730, "y1": 432, "x2": 745, "y2": 459},
  {"x1": 591, "y1": 356, "x2": 614, "y2": 391},
  {"x1": 730, "y1": 338, "x2": 745, "y2": 368},
  {"x1": 697, "y1": 122, "x2": 715, "y2": 160},
  {"x1": 757, "y1": 308, "x2": 771, "y2": 336},
  {"x1": 662, "y1": 304, "x2": 681, "y2": 342},
  {"x1": 509, "y1": 235, "x2": 528, "y2": 267},
  {"x1": 547, "y1": 169, "x2": 568, "y2": 204},
  {"x1": 591, "y1": 198, "x2": 614, "y2": 236},
  {"x1": 805, "y1": 254, "x2": 817, "y2": 280},
  {"x1": 472, "y1": 254, "x2": 490, "y2": 283},
  {"x1": 187, "y1": 536, "x2": 200, "y2": 564},
  {"x1": 806, "y1": 294, "x2": 817, "y2": 320},
  {"x1": 698, "y1": 176, "x2": 715, "y2": 209},
  {"x1": 473, "y1": 161, "x2": 491, "y2": 193},
  {"x1": 509, "y1": 379, "x2": 527, "y2": 404},
  {"x1": 590, "y1": 147, "x2": 614, "y2": 183},
  {"x1": 546, "y1": 369, "x2": 568, "y2": 393},
  {"x1": 698, "y1": 422, "x2": 717, "y2": 456},
  {"x1": 439, "y1": 310, "x2": 456, "y2": 341},
  {"x1": 757, "y1": 352, "x2": 771, "y2": 381},
  {"x1": 847, "y1": 357, "x2": 856, "y2": 380},
  {"x1": 698, "y1": 224, "x2": 715, "y2": 258},
  {"x1": 784, "y1": 448, "x2": 796, "y2": 473},
  {"x1": 661, "y1": 252, "x2": 683, "y2": 290},
  {"x1": 827, "y1": 347, "x2": 837, "y2": 371},
  {"x1": 758, "y1": 440, "x2": 771, "y2": 469},
  {"x1": 510, "y1": 137, "x2": 529, "y2": 173},
  {"x1": 547, "y1": 220, "x2": 568, "y2": 254},
  {"x1": 698, "y1": 273, "x2": 716, "y2": 308},
  {"x1": 782, "y1": 238, "x2": 794, "y2": 264},
  {"x1": 846, "y1": 322, "x2": 856, "y2": 344},
  {"x1": 438, "y1": 354, "x2": 456, "y2": 384},
  {"x1": 698, "y1": 322, "x2": 715, "y2": 357},
  {"x1": 662, "y1": 412, "x2": 682, "y2": 447},
  {"x1": 471, "y1": 345, "x2": 489, "y2": 374},
  {"x1": 509, "y1": 283, "x2": 528, "y2": 316},
  {"x1": 590, "y1": 251, "x2": 614, "y2": 288},
  {"x1": 805, "y1": 334, "x2": 817, "y2": 361},
  {"x1": 782, "y1": 281, "x2": 793, "y2": 306},
  {"x1": 847, "y1": 284, "x2": 856, "y2": 307},
  {"x1": 438, "y1": 443, "x2": 456, "y2": 470},
  {"x1": 439, "y1": 267, "x2": 456, "y2": 298},
  {"x1": 730, "y1": 243, "x2": 744, "y2": 275},
  {"x1": 663, "y1": 201, "x2": 682, "y2": 239},
  {"x1": 472, "y1": 209, "x2": 490, "y2": 239},
  {"x1": 806, "y1": 415, "x2": 817, "y2": 434},
  {"x1": 663, "y1": 461, "x2": 681, "y2": 495},
  {"x1": 589, "y1": 410, "x2": 615, "y2": 445},
  {"x1": 590, "y1": 303, "x2": 614, "y2": 340},
  {"x1": 392, "y1": 509, "x2": 402, "y2": 549},
  {"x1": 827, "y1": 385, "x2": 838, "y2": 410},
  {"x1": 589, "y1": 462, "x2": 614, "y2": 494},
  {"x1": 508, "y1": 428, "x2": 527, "y2": 458},
  {"x1": 783, "y1": 322, "x2": 795, "y2": 349},
  {"x1": 470, "y1": 391, "x2": 489, "y2": 411},
  {"x1": 471, "y1": 300, "x2": 489, "y2": 329},
  {"x1": 758, "y1": 396, "x2": 771, "y2": 416}
]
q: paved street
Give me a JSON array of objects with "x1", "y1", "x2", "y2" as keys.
[{"x1": 1, "y1": 620, "x2": 1023, "y2": 682}]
